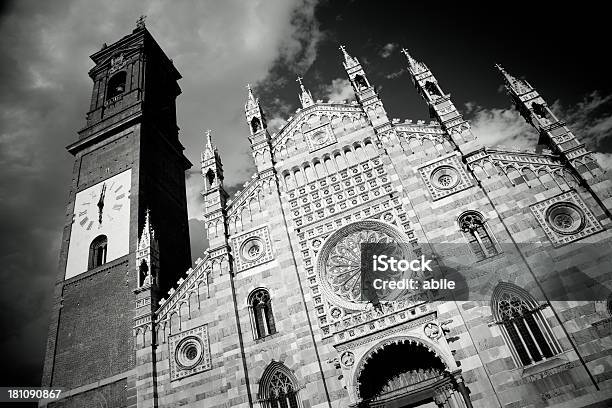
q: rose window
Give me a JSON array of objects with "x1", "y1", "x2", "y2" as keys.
[
  {"x1": 175, "y1": 337, "x2": 204, "y2": 369},
  {"x1": 546, "y1": 202, "x2": 585, "y2": 235},
  {"x1": 316, "y1": 220, "x2": 416, "y2": 310},
  {"x1": 430, "y1": 166, "x2": 459, "y2": 190},
  {"x1": 240, "y1": 237, "x2": 264, "y2": 261},
  {"x1": 312, "y1": 131, "x2": 328, "y2": 145}
]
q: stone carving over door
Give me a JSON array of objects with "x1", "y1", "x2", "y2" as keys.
[{"x1": 340, "y1": 334, "x2": 469, "y2": 407}]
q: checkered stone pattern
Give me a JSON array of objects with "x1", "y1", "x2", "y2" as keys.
[
  {"x1": 230, "y1": 226, "x2": 274, "y2": 272},
  {"x1": 305, "y1": 123, "x2": 336, "y2": 152},
  {"x1": 168, "y1": 324, "x2": 211, "y2": 381},
  {"x1": 417, "y1": 153, "x2": 473, "y2": 200},
  {"x1": 531, "y1": 190, "x2": 603, "y2": 247}
]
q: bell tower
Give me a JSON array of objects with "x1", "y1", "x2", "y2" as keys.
[{"x1": 41, "y1": 18, "x2": 192, "y2": 405}]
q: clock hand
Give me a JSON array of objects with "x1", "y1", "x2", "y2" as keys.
[{"x1": 97, "y1": 183, "x2": 106, "y2": 224}]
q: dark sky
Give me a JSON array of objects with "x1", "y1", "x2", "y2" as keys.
[{"x1": 0, "y1": 0, "x2": 610, "y2": 388}]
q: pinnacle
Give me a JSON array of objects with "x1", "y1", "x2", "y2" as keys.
[
  {"x1": 245, "y1": 83, "x2": 259, "y2": 111},
  {"x1": 401, "y1": 48, "x2": 425, "y2": 73},
  {"x1": 494, "y1": 64, "x2": 532, "y2": 95}
]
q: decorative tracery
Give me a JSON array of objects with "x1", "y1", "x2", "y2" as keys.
[
  {"x1": 248, "y1": 288, "x2": 276, "y2": 339},
  {"x1": 458, "y1": 211, "x2": 498, "y2": 260},
  {"x1": 492, "y1": 283, "x2": 560, "y2": 366},
  {"x1": 259, "y1": 363, "x2": 301, "y2": 408},
  {"x1": 326, "y1": 229, "x2": 395, "y2": 303}
]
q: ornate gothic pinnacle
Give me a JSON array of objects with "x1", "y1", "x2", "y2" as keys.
[
  {"x1": 495, "y1": 64, "x2": 532, "y2": 95},
  {"x1": 139, "y1": 208, "x2": 155, "y2": 249},
  {"x1": 202, "y1": 129, "x2": 216, "y2": 159},
  {"x1": 296, "y1": 76, "x2": 314, "y2": 108},
  {"x1": 339, "y1": 44, "x2": 358, "y2": 68},
  {"x1": 245, "y1": 83, "x2": 258, "y2": 111},
  {"x1": 401, "y1": 48, "x2": 426, "y2": 74},
  {"x1": 136, "y1": 15, "x2": 147, "y2": 30}
]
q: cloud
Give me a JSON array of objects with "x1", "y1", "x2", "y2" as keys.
[
  {"x1": 267, "y1": 116, "x2": 288, "y2": 133},
  {"x1": 468, "y1": 91, "x2": 612, "y2": 160},
  {"x1": 468, "y1": 104, "x2": 538, "y2": 149},
  {"x1": 0, "y1": 0, "x2": 323, "y2": 386},
  {"x1": 324, "y1": 78, "x2": 355, "y2": 102},
  {"x1": 380, "y1": 42, "x2": 397, "y2": 58},
  {"x1": 593, "y1": 152, "x2": 612, "y2": 171},
  {"x1": 551, "y1": 91, "x2": 612, "y2": 149},
  {"x1": 385, "y1": 69, "x2": 405, "y2": 80}
]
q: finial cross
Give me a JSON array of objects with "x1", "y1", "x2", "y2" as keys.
[
  {"x1": 296, "y1": 76, "x2": 304, "y2": 87},
  {"x1": 136, "y1": 15, "x2": 147, "y2": 29}
]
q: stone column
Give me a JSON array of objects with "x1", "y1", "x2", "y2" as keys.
[{"x1": 455, "y1": 376, "x2": 473, "y2": 408}]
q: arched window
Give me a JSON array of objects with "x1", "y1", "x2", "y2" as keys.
[
  {"x1": 88, "y1": 235, "x2": 108, "y2": 269},
  {"x1": 249, "y1": 288, "x2": 276, "y2": 339},
  {"x1": 205, "y1": 169, "x2": 215, "y2": 188},
  {"x1": 458, "y1": 211, "x2": 498, "y2": 260},
  {"x1": 354, "y1": 74, "x2": 368, "y2": 90},
  {"x1": 424, "y1": 80, "x2": 442, "y2": 98},
  {"x1": 139, "y1": 259, "x2": 150, "y2": 286},
  {"x1": 106, "y1": 71, "x2": 127, "y2": 100},
  {"x1": 251, "y1": 117, "x2": 262, "y2": 133},
  {"x1": 492, "y1": 283, "x2": 560, "y2": 366},
  {"x1": 258, "y1": 362, "x2": 301, "y2": 408}
]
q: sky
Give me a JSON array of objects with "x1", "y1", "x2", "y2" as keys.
[{"x1": 1, "y1": 0, "x2": 611, "y2": 387}]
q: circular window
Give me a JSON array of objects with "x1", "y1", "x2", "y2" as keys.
[
  {"x1": 240, "y1": 237, "x2": 265, "y2": 261},
  {"x1": 430, "y1": 166, "x2": 459, "y2": 190},
  {"x1": 315, "y1": 220, "x2": 415, "y2": 311},
  {"x1": 311, "y1": 130, "x2": 329, "y2": 146},
  {"x1": 175, "y1": 337, "x2": 204, "y2": 369},
  {"x1": 546, "y1": 202, "x2": 585, "y2": 235}
]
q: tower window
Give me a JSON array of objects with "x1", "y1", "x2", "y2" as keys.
[
  {"x1": 531, "y1": 102, "x2": 549, "y2": 120},
  {"x1": 492, "y1": 283, "x2": 559, "y2": 366},
  {"x1": 248, "y1": 288, "x2": 276, "y2": 339},
  {"x1": 106, "y1": 71, "x2": 127, "y2": 100},
  {"x1": 251, "y1": 117, "x2": 262, "y2": 133},
  {"x1": 354, "y1": 74, "x2": 368, "y2": 90},
  {"x1": 205, "y1": 169, "x2": 215, "y2": 188},
  {"x1": 88, "y1": 235, "x2": 108, "y2": 269},
  {"x1": 458, "y1": 211, "x2": 499, "y2": 260},
  {"x1": 139, "y1": 259, "x2": 150, "y2": 286},
  {"x1": 424, "y1": 81, "x2": 442, "y2": 98},
  {"x1": 258, "y1": 362, "x2": 301, "y2": 408}
]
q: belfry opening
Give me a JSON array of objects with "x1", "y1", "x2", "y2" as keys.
[{"x1": 355, "y1": 339, "x2": 471, "y2": 408}]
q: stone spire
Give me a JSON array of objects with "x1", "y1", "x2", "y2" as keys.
[
  {"x1": 245, "y1": 83, "x2": 258, "y2": 112},
  {"x1": 296, "y1": 76, "x2": 314, "y2": 108},
  {"x1": 495, "y1": 64, "x2": 532, "y2": 95},
  {"x1": 138, "y1": 208, "x2": 155, "y2": 250},
  {"x1": 201, "y1": 129, "x2": 216, "y2": 160},
  {"x1": 402, "y1": 48, "x2": 480, "y2": 154},
  {"x1": 137, "y1": 208, "x2": 159, "y2": 288},
  {"x1": 339, "y1": 44, "x2": 359, "y2": 69},
  {"x1": 401, "y1": 48, "x2": 427, "y2": 75}
]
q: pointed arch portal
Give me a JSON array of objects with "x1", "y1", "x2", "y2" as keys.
[{"x1": 354, "y1": 338, "x2": 472, "y2": 408}]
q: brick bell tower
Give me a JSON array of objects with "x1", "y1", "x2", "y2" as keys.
[{"x1": 41, "y1": 17, "x2": 192, "y2": 405}]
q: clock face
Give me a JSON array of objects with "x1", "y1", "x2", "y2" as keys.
[
  {"x1": 75, "y1": 180, "x2": 129, "y2": 232},
  {"x1": 65, "y1": 169, "x2": 132, "y2": 279}
]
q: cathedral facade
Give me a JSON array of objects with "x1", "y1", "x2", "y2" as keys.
[{"x1": 42, "y1": 22, "x2": 612, "y2": 408}]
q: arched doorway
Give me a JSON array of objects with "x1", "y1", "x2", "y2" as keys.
[{"x1": 354, "y1": 339, "x2": 471, "y2": 408}]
